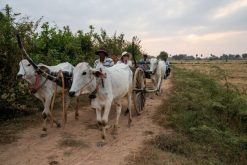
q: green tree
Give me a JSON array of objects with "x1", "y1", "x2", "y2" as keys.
[
  {"x1": 125, "y1": 36, "x2": 142, "y2": 61},
  {"x1": 158, "y1": 51, "x2": 168, "y2": 61},
  {"x1": 0, "y1": 5, "x2": 42, "y2": 116},
  {"x1": 242, "y1": 53, "x2": 247, "y2": 59}
]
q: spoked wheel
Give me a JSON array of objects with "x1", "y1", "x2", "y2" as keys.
[{"x1": 133, "y1": 68, "x2": 146, "y2": 115}]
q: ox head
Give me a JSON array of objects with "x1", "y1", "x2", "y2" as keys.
[
  {"x1": 17, "y1": 59, "x2": 36, "y2": 83},
  {"x1": 69, "y1": 62, "x2": 106, "y2": 97},
  {"x1": 149, "y1": 58, "x2": 158, "y2": 74}
]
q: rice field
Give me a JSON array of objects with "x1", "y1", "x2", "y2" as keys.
[{"x1": 173, "y1": 60, "x2": 247, "y2": 94}]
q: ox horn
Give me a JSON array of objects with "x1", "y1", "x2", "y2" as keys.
[
  {"x1": 16, "y1": 34, "x2": 58, "y2": 82},
  {"x1": 16, "y1": 34, "x2": 39, "y2": 70}
]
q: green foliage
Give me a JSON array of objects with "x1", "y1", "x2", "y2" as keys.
[
  {"x1": 0, "y1": 5, "x2": 42, "y2": 117},
  {"x1": 242, "y1": 53, "x2": 247, "y2": 59},
  {"x1": 158, "y1": 51, "x2": 168, "y2": 61},
  {"x1": 156, "y1": 67, "x2": 247, "y2": 164}
]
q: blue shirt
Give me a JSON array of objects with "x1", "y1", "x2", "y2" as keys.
[
  {"x1": 94, "y1": 57, "x2": 114, "y2": 68},
  {"x1": 139, "y1": 58, "x2": 150, "y2": 70}
]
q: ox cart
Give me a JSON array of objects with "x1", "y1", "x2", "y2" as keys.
[{"x1": 131, "y1": 41, "x2": 160, "y2": 115}]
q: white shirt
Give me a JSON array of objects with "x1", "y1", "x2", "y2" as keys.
[{"x1": 117, "y1": 60, "x2": 132, "y2": 67}]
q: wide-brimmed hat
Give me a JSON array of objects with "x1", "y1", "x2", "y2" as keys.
[
  {"x1": 121, "y1": 51, "x2": 130, "y2": 58},
  {"x1": 95, "y1": 48, "x2": 108, "y2": 56}
]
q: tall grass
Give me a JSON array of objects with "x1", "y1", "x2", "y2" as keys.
[{"x1": 130, "y1": 67, "x2": 247, "y2": 165}]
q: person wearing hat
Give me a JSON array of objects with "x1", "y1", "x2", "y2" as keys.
[
  {"x1": 94, "y1": 48, "x2": 114, "y2": 68},
  {"x1": 139, "y1": 54, "x2": 150, "y2": 70},
  {"x1": 89, "y1": 48, "x2": 114, "y2": 99},
  {"x1": 117, "y1": 51, "x2": 132, "y2": 67}
]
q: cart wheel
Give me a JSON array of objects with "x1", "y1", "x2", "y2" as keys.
[{"x1": 133, "y1": 68, "x2": 146, "y2": 115}]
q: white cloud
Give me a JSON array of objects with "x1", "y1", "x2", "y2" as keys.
[
  {"x1": 213, "y1": 0, "x2": 247, "y2": 19},
  {"x1": 142, "y1": 30, "x2": 247, "y2": 56},
  {"x1": 1, "y1": 0, "x2": 246, "y2": 55}
]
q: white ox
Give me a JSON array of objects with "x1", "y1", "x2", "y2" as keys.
[
  {"x1": 17, "y1": 59, "x2": 78, "y2": 133},
  {"x1": 69, "y1": 62, "x2": 133, "y2": 139},
  {"x1": 149, "y1": 58, "x2": 166, "y2": 93}
]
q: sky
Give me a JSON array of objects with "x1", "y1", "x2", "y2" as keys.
[{"x1": 1, "y1": 0, "x2": 247, "y2": 57}]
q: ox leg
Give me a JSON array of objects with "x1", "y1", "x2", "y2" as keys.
[
  {"x1": 75, "y1": 97, "x2": 79, "y2": 120},
  {"x1": 64, "y1": 95, "x2": 71, "y2": 124},
  {"x1": 95, "y1": 108, "x2": 103, "y2": 131},
  {"x1": 42, "y1": 96, "x2": 52, "y2": 133},
  {"x1": 127, "y1": 92, "x2": 132, "y2": 127},
  {"x1": 156, "y1": 76, "x2": 163, "y2": 95},
  {"x1": 113, "y1": 102, "x2": 122, "y2": 135},
  {"x1": 101, "y1": 102, "x2": 112, "y2": 139}
]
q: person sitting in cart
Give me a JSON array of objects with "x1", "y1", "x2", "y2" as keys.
[
  {"x1": 139, "y1": 54, "x2": 151, "y2": 78},
  {"x1": 165, "y1": 59, "x2": 171, "y2": 77},
  {"x1": 94, "y1": 48, "x2": 114, "y2": 68},
  {"x1": 117, "y1": 51, "x2": 133, "y2": 68},
  {"x1": 139, "y1": 54, "x2": 150, "y2": 70}
]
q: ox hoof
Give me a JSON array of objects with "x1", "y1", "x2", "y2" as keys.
[
  {"x1": 111, "y1": 125, "x2": 118, "y2": 135},
  {"x1": 96, "y1": 141, "x2": 107, "y2": 147},
  {"x1": 42, "y1": 113, "x2": 48, "y2": 119},
  {"x1": 97, "y1": 122, "x2": 103, "y2": 131},
  {"x1": 42, "y1": 127, "x2": 47, "y2": 132},
  {"x1": 75, "y1": 113, "x2": 79, "y2": 120},
  {"x1": 101, "y1": 134, "x2": 106, "y2": 140},
  {"x1": 128, "y1": 119, "x2": 132, "y2": 128},
  {"x1": 56, "y1": 123, "x2": 61, "y2": 128},
  {"x1": 124, "y1": 108, "x2": 129, "y2": 116}
]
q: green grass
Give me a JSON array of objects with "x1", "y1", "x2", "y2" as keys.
[{"x1": 130, "y1": 67, "x2": 247, "y2": 165}]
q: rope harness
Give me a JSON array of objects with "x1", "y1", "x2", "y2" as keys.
[
  {"x1": 20, "y1": 60, "x2": 48, "y2": 94},
  {"x1": 79, "y1": 76, "x2": 95, "y2": 93},
  {"x1": 79, "y1": 72, "x2": 106, "y2": 99},
  {"x1": 29, "y1": 73, "x2": 48, "y2": 94}
]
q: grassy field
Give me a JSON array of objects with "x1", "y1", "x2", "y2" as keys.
[
  {"x1": 130, "y1": 62, "x2": 247, "y2": 165},
  {"x1": 174, "y1": 60, "x2": 247, "y2": 94}
]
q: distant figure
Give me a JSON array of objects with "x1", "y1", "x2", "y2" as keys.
[
  {"x1": 139, "y1": 54, "x2": 150, "y2": 71},
  {"x1": 94, "y1": 48, "x2": 114, "y2": 68},
  {"x1": 165, "y1": 59, "x2": 171, "y2": 77},
  {"x1": 117, "y1": 51, "x2": 132, "y2": 68}
]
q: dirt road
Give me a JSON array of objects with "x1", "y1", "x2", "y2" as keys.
[{"x1": 0, "y1": 76, "x2": 172, "y2": 165}]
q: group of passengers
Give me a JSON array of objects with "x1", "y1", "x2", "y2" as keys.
[{"x1": 93, "y1": 48, "x2": 171, "y2": 75}]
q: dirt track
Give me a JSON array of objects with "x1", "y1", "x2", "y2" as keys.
[{"x1": 0, "y1": 76, "x2": 172, "y2": 165}]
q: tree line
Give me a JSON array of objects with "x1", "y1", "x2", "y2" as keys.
[{"x1": 171, "y1": 53, "x2": 247, "y2": 61}]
